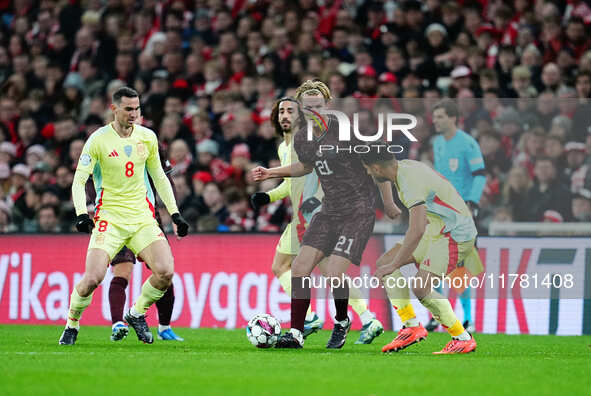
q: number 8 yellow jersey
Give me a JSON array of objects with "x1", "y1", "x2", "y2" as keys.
[{"x1": 73, "y1": 123, "x2": 179, "y2": 226}]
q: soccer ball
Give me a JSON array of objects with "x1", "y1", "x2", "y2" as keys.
[{"x1": 246, "y1": 313, "x2": 281, "y2": 348}]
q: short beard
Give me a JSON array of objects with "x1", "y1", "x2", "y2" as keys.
[{"x1": 374, "y1": 175, "x2": 390, "y2": 183}]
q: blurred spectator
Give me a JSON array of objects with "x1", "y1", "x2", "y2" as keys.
[
  {"x1": 502, "y1": 166, "x2": 533, "y2": 222},
  {"x1": 225, "y1": 187, "x2": 255, "y2": 232},
  {"x1": 10, "y1": 164, "x2": 30, "y2": 201},
  {"x1": 524, "y1": 157, "x2": 572, "y2": 221},
  {"x1": 564, "y1": 142, "x2": 589, "y2": 193},
  {"x1": 169, "y1": 139, "x2": 193, "y2": 175},
  {"x1": 572, "y1": 188, "x2": 591, "y2": 221},
  {"x1": 12, "y1": 185, "x2": 41, "y2": 232},
  {"x1": 202, "y1": 182, "x2": 228, "y2": 226},
  {"x1": 38, "y1": 204, "x2": 61, "y2": 233},
  {"x1": 0, "y1": 201, "x2": 14, "y2": 233},
  {"x1": 545, "y1": 135, "x2": 566, "y2": 171},
  {"x1": 26, "y1": 145, "x2": 46, "y2": 169},
  {"x1": 171, "y1": 174, "x2": 202, "y2": 228},
  {"x1": 0, "y1": 163, "x2": 10, "y2": 199},
  {"x1": 479, "y1": 131, "x2": 510, "y2": 176},
  {"x1": 0, "y1": 141, "x2": 17, "y2": 164},
  {"x1": 196, "y1": 139, "x2": 234, "y2": 185}
]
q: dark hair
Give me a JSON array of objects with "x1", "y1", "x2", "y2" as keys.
[
  {"x1": 224, "y1": 187, "x2": 247, "y2": 205},
  {"x1": 484, "y1": 88, "x2": 500, "y2": 96},
  {"x1": 84, "y1": 114, "x2": 104, "y2": 126},
  {"x1": 39, "y1": 204, "x2": 59, "y2": 217},
  {"x1": 432, "y1": 99, "x2": 459, "y2": 119},
  {"x1": 567, "y1": 16, "x2": 585, "y2": 27},
  {"x1": 112, "y1": 86, "x2": 139, "y2": 105},
  {"x1": 360, "y1": 146, "x2": 397, "y2": 166},
  {"x1": 535, "y1": 156, "x2": 555, "y2": 166},
  {"x1": 576, "y1": 70, "x2": 591, "y2": 83},
  {"x1": 270, "y1": 97, "x2": 302, "y2": 136}
]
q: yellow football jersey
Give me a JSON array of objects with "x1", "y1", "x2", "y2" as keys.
[
  {"x1": 73, "y1": 123, "x2": 178, "y2": 225},
  {"x1": 394, "y1": 160, "x2": 476, "y2": 242},
  {"x1": 267, "y1": 138, "x2": 323, "y2": 225}
]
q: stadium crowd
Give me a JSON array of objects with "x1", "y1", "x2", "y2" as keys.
[{"x1": 2, "y1": 0, "x2": 591, "y2": 235}]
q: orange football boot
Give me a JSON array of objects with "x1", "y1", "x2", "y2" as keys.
[
  {"x1": 433, "y1": 337, "x2": 477, "y2": 354},
  {"x1": 382, "y1": 324, "x2": 428, "y2": 353}
]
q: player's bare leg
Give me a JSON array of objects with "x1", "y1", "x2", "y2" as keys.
[
  {"x1": 124, "y1": 240, "x2": 174, "y2": 344},
  {"x1": 109, "y1": 261, "x2": 133, "y2": 341},
  {"x1": 322, "y1": 255, "x2": 353, "y2": 349},
  {"x1": 276, "y1": 246, "x2": 324, "y2": 348},
  {"x1": 412, "y1": 269, "x2": 476, "y2": 354},
  {"x1": 378, "y1": 244, "x2": 429, "y2": 353},
  {"x1": 59, "y1": 249, "x2": 110, "y2": 345}
]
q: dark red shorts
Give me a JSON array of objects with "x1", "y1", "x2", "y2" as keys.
[
  {"x1": 301, "y1": 210, "x2": 375, "y2": 266},
  {"x1": 110, "y1": 246, "x2": 135, "y2": 266}
]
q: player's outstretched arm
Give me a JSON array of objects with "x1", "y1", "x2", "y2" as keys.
[
  {"x1": 375, "y1": 204, "x2": 427, "y2": 279},
  {"x1": 251, "y1": 161, "x2": 313, "y2": 181}
]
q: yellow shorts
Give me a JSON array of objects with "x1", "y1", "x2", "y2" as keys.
[
  {"x1": 88, "y1": 218, "x2": 165, "y2": 260},
  {"x1": 276, "y1": 222, "x2": 301, "y2": 256},
  {"x1": 408, "y1": 222, "x2": 475, "y2": 276}
]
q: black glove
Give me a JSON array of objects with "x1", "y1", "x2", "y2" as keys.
[
  {"x1": 171, "y1": 213, "x2": 189, "y2": 237},
  {"x1": 300, "y1": 197, "x2": 321, "y2": 214},
  {"x1": 75, "y1": 214, "x2": 94, "y2": 234},
  {"x1": 250, "y1": 192, "x2": 270, "y2": 210},
  {"x1": 467, "y1": 201, "x2": 479, "y2": 218}
]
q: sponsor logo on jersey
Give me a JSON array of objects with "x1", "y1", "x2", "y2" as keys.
[{"x1": 108, "y1": 150, "x2": 119, "y2": 157}]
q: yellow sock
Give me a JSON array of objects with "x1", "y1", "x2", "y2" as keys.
[
  {"x1": 348, "y1": 282, "x2": 368, "y2": 317},
  {"x1": 278, "y1": 270, "x2": 291, "y2": 297},
  {"x1": 383, "y1": 269, "x2": 417, "y2": 325},
  {"x1": 133, "y1": 277, "x2": 166, "y2": 315},
  {"x1": 419, "y1": 290, "x2": 465, "y2": 337},
  {"x1": 66, "y1": 287, "x2": 93, "y2": 329}
]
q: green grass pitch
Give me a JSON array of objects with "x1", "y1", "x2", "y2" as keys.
[{"x1": 0, "y1": 325, "x2": 590, "y2": 396}]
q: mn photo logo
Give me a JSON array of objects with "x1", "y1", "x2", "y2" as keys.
[{"x1": 305, "y1": 108, "x2": 418, "y2": 154}]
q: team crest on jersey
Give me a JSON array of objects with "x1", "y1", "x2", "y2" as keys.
[
  {"x1": 137, "y1": 141, "x2": 146, "y2": 158},
  {"x1": 80, "y1": 153, "x2": 91, "y2": 166},
  {"x1": 449, "y1": 158, "x2": 459, "y2": 172},
  {"x1": 124, "y1": 145, "x2": 132, "y2": 157},
  {"x1": 316, "y1": 149, "x2": 323, "y2": 157}
]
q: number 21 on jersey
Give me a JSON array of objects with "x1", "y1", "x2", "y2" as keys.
[{"x1": 315, "y1": 160, "x2": 333, "y2": 176}]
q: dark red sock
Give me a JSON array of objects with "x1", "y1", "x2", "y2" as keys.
[
  {"x1": 291, "y1": 276, "x2": 311, "y2": 332},
  {"x1": 109, "y1": 276, "x2": 128, "y2": 324},
  {"x1": 333, "y1": 284, "x2": 349, "y2": 322},
  {"x1": 155, "y1": 284, "x2": 175, "y2": 326}
]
